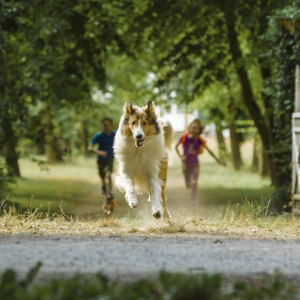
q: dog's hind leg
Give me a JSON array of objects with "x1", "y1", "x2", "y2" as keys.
[
  {"x1": 158, "y1": 158, "x2": 171, "y2": 221},
  {"x1": 161, "y1": 184, "x2": 171, "y2": 221}
]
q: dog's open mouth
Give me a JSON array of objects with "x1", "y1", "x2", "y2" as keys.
[{"x1": 135, "y1": 139, "x2": 144, "y2": 147}]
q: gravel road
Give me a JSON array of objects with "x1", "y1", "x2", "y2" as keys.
[{"x1": 1, "y1": 235, "x2": 300, "y2": 281}]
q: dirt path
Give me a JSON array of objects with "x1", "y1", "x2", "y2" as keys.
[{"x1": 1, "y1": 235, "x2": 300, "y2": 281}]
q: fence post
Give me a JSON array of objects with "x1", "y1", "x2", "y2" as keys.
[
  {"x1": 295, "y1": 65, "x2": 300, "y2": 112},
  {"x1": 293, "y1": 65, "x2": 300, "y2": 213}
]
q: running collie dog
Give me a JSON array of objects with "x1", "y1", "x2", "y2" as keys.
[{"x1": 113, "y1": 101, "x2": 173, "y2": 221}]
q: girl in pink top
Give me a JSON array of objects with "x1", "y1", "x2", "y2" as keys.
[{"x1": 175, "y1": 119, "x2": 226, "y2": 204}]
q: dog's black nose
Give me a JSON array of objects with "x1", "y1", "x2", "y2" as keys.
[{"x1": 136, "y1": 134, "x2": 143, "y2": 140}]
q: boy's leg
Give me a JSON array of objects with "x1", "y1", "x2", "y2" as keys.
[
  {"x1": 106, "y1": 159, "x2": 114, "y2": 194},
  {"x1": 107, "y1": 173, "x2": 112, "y2": 194},
  {"x1": 101, "y1": 179, "x2": 107, "y2": 194},
  {"x1": 97, "y1": 160, "x2": 107, "y2": 195}
]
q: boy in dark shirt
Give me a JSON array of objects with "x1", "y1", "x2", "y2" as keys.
[{"x1": 88, "y1": 117, "x2": 116, "y2": 196}]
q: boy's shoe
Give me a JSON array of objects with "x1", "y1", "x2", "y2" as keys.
[{"x1": 104, "y1": 193, "x2": 115, "y2": 204}]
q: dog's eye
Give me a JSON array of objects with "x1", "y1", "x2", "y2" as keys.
[
  {"x1": 143, "y1": 122, "x2": 147, "y2": 126},
  {"x1": 132, "y1": 121, "x2": 136, "y2": 125}
]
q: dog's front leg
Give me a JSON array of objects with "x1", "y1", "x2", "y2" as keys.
[
  {"x1": 122, "y1": 174, "x2": 138, "y2": 208},
  {"x1": 149, "y1": 177, "x2": 163, "y2": 219}
]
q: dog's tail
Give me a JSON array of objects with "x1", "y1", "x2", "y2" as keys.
[{"x1": 159, "y1": 119, "x2": 173, "y2": 150}]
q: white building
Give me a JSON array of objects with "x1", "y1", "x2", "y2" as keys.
[{"x1": 156, "y1": 104, "x2": 198, "y2": 132}]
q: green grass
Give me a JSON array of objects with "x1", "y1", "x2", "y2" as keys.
[
  {"x1": 1, "y1": 138, "x2": 296, "y2": 239},
  {"x1": 1, "y1": 262, "x2": 299, "y2": 300},
  {"x1": 6, "y1": 137, "x2": 273, "y2": 219}
]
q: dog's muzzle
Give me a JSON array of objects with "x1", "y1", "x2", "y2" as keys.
[
  {"x1": 135, "y1": 139, "x2": 144, "y2": 147},
  {"x1": 134, "y1": 138, "x2": 144, "y2": 147}
]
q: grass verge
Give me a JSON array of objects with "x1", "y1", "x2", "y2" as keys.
[
  {"x1": 0, "y1": 200, "x2": 299, "y2": 239},
  {"x1": 1, "y1": 262, "x2": 299, "y2": 300}
]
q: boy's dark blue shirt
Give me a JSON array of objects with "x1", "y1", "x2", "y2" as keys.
[{"x1": 91, "y1": 130, "x2": 116, "y2": 160}]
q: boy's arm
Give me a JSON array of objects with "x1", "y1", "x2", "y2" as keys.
[
  {"x1": 87, "y1": 143, "x2": 108, "y2": 157},
  {"x1": 205, "y1": 145, "x2": 226, "y2": 166},
  {"x1": 87, "y1": 143, "x2": 94, "y2": 152}
]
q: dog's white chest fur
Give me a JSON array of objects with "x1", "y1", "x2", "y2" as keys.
[{"x1": 114, "y1": 127, "x2": 166, "y2": 193}]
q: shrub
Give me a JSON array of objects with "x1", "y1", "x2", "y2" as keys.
[{"x1": 0, "y1": 263, "x2": 299, "y2": 300}]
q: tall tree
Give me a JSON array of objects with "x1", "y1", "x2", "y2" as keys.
[
  {"x1": 0, "y1": 0, "x2": 26, "y2": 179},
  {"x1": 121, "y1": 0, "x2": 299, "y2": 210},
  {"x1": 4, "y1": 0, "x2": 130, "y2": 163}
]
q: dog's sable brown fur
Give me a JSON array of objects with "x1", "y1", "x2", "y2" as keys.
[
  {"x1": 114, "y1": 101, "x2": 173, "y2": 220},
  {"x1": 122, "y1": 101, "x2": 159, "y2": 137}
]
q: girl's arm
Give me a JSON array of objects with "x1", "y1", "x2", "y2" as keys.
[
  {"x1": 205, "y1": 145, "x2": 226, "y2": 166},
  {"x1": 175, "y1": 141, "x2": 183, "y2": 159}
]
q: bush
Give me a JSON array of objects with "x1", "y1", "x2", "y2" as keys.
[{"x1": 0, "y1": 263, "x2": 299, "y2": 300}]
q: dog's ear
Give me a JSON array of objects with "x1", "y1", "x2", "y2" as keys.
[
  {"x1": 123, "y1": 101, "x2": 133, "y2": 115},
  {"x1": 146, "y1": 101, "x2": 156, "y2": 115}
]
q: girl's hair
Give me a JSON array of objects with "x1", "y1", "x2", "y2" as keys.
[{"x1": 188, "y1": 119, "x2": 204, "y2": 134}]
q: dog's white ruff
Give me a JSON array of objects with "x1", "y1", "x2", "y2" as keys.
[{"x1": 114, "y1": 117, "x2": 170, "y2": 219}]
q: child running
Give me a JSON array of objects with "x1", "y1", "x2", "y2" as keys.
[
  {"x1": 175, "y1": 119, "x2": 226, "y2": 204},
  {"x1": 88, "y1": 117, "x2": 116, "y2": 197}
]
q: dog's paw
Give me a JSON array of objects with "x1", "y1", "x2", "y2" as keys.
[
  {"x1": 126, "y1": 192, "x2": 138, "y2": 208},
  {"x1": 166, "y1": 219, "x2": 174, "y2": 226},
  {"x1": 152, "y1": 206, "x2": 163, "y2": 219},
  {"x1": 152, "y1": 210, "x2": 161, "y2": 219},
  {"x1": 162, "y1": 210, "x2": 171, "y2": 222},
  {"x1": 130, "y1": 199, "x2": 138, "y2": 208}
]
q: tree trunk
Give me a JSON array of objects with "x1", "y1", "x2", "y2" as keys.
[
  {"x1": 1, "y1": 116, "x2": 21, "y2": 177},
  {"x1": 259, "y1": 142, "x2": 270, "y2": 177},
  {"x1": 57, "y1": 130, "x2": 70, "y2": 155},
  {"x1": 215, "y1": 121, "x2": 227, "y2": 160},
  {"x1": 257, "y1": 0, "x2": 278, "y2": 184},
  {"x1": 35, "y1": 138, "x2": 45, "y2": 155},
  {"x1": 259, "y1": 61, "x2": 277, "y2": 184},
  {"x1": 2, "y1": 142, "x2": 21, "y2": 177},
  {"x1": 0, "y1": 18, "x2": 7, "y2": 189},
  {"x1": 82, "y1": 123, "x2": 89, "y2": 157},
  {"x1": 229, "y1": 122, "x2": 243, "y2": 170},
  {"x1": 43, "y1": 104, "x2": 63, "y2": 163},
  {"x1": 251, "y1": 136, "x2": 259, "y2": 172},
  {"x1": 35, "y1": 121, "x2": 45, "y2": 155},
  {"x1": 223, "y1": 4, "x2": 275, "y2": 184},
  {"x1": 222, "y1": 3, "x2": 296, "y2": 212}
]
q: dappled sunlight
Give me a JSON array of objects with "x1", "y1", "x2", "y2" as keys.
[
  {"x1": 9, "y1": 137, "x2": 274, "y2": 222},
  {"x1": 1, "y1": 152, "x2": 298, "y2": 238},
  {"x1": 19, "y1": 157, "x2": 100, "y2": 184},
  {"x1": 4, "y1": 159, "x2": 289, "y2": 240}
]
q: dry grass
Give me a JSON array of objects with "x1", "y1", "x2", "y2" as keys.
[
  {"x1": 1, "y1": 200, "x2": 300, "y2": 240},
  {"x1": 9, "y1": 137, "x2": 273, "y2": 217},
  {"x1": 2, "y1": 137, "x2": 298, "y2": 239}
]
